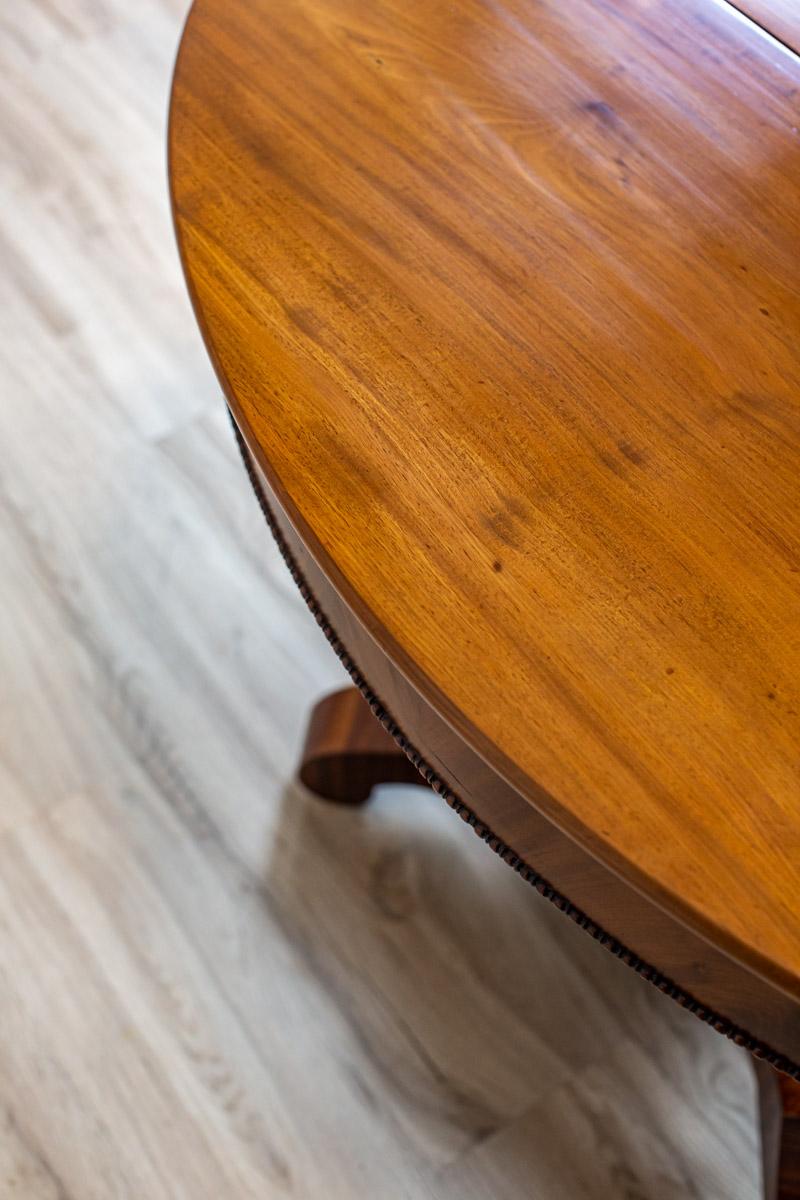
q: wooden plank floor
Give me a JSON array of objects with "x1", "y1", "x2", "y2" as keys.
[{"x1": 0, "y1": 2, "x2": 763, "y2": 1196}]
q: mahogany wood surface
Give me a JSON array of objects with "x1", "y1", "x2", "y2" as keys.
[
  {"x1": 300, "y1": 686, "x2": 421, "y2": 802},
  {"x1": 732, "y1": 0, "x2": 800, "y2": 54},
  {"x1": 169, "y1": 0, "x2": 800, "y2": 1065},
  {"x1": 240, "y1": 441, "x2": 800, "y2": 1073}
]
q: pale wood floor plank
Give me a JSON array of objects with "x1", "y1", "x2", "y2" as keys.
[{"x1": 0, "y1": 1, "x2": 763, "y2": 1196}]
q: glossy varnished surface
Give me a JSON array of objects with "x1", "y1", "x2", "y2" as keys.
[
  {"x1": 734, "y1": 0, "x2": 800, "y2": 54},
  {"x1": 0, "y1": 2, "x2": 777, "y2": 1195},
  {"x1": 170, "y1": 0, "x2": 800, "y2": 1003}
]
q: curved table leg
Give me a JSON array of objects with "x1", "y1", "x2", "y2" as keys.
[
  {"x1": 299, "y1": 686, "x2": 424, "y2": 803},
  {"x1": 755, "y1": 1060, "x2": 800, "y2": 1199}
]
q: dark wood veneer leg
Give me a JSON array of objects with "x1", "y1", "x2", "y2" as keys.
[
  {"x1": 299, "y1": 686, "x2": 423, "y2": 803},
  {"x1": 755, "y1": 1060, "x2": 800, "y2": 1199}
]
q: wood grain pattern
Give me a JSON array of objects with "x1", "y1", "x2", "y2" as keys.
[
  {"x1": 731, "y1": 0, "x2": 800, "y2": 54},
  {"x1": 169, "y1": 0, "x2": 800, "y2": 1038},
  {"x1": 299, "y1": 685, "x2": 422, "y2": 801},
  {"x1": 241, "y1": 412, "x2": 800, "y2": 1073},
  {"x1": 0, "y1": 1, "x2": 786, "y2": 1195}
]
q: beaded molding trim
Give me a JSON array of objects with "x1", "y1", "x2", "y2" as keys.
[{"x1": 230, "y1": 411, "x2": 800, "y2": 1082}]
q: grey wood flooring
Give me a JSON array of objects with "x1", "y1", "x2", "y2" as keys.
[{"x1": 0, "y1": 2, "x2": 762, "y2": 1196}]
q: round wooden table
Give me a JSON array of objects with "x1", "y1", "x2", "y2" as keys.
[{"x1": 169, "y1": 0, "x2": 800, "y2": 1192}]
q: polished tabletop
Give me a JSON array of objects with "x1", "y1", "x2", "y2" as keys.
[{"x1": 170, "y1": 0, "x2": 800, "y2": 1020}]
